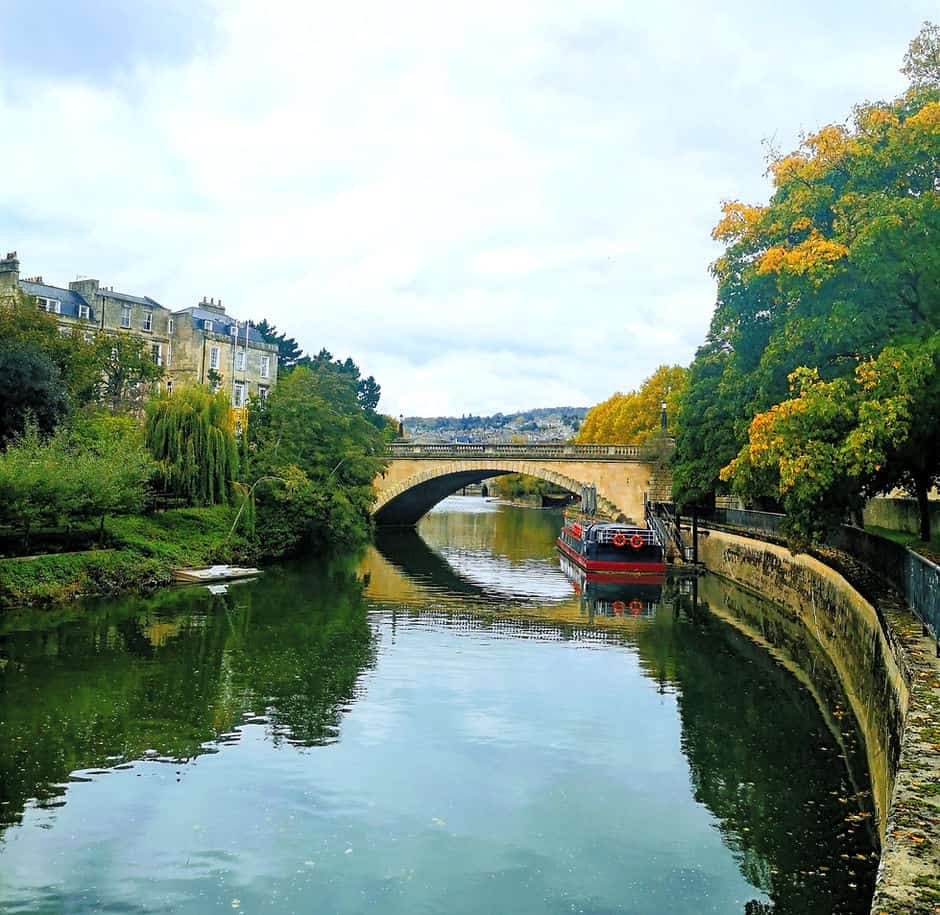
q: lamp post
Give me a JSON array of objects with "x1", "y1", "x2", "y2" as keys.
[{"x1": 660, "y1": 399, "x2": 668, "y2": 433}]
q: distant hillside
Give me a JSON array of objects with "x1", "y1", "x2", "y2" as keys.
[{"x1": 403, "y1": 407, "x2": 589, "y2": 443}]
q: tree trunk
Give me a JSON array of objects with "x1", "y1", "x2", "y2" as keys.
[
  {"x1": 915, "y1": 474, "x2": 931, "y2": 542},
  {"x1": 99, "y1": 514, "x2": 106, "y2": 546}
]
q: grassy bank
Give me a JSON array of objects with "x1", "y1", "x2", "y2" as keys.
[
  {"x1": 0, "y1": 506, "x2": 252, "y2": 610},
  {"x1": 864, "y1": 524, "x2": 940, "y2": 566}
]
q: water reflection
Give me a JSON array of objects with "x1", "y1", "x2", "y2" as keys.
[
  {"x1": 0, "y1": 560, "x2": 376, "y2": 835},
  {"x1": 0, "y1": 497, "x2": 878, "y2": 914}
]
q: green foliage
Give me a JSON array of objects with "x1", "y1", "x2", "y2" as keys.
[
  {"x1": 0, "y1": 505, "x2": 250, "y2": 608},
  {"x1": 902, "y1": 20, "x2": 940, "y2": 90},
  {"x1": 0, "y1": 420, "x2": 153, "y2": 551},
  {"x1": 0, "y1": 342, "x2": 70, "y2": 446},
  {"x1": 0, "y1": 297, "x2": 101, "y2": 410},
  {"x1": 489, "y1": 474, "x2": 550, "y2": 499},
  {"x1": 249, "y1": 364, "x2": 386, "y2": 555},
  {"x1": 673, "y1": 26, "x2": 940, "y2": 526},
  {"x1": 725, "y1": 338, "x2": 940, "y2": 546},
  {"x1": 145, "y1": 386, "x2": 240, "y2": 505},
  {"x1": 0, "y1": 550, "x2": 166, "y2": 608},
  {"x1": 252, "y1": 323, "x2": 384, "y2": 422},
  {"x1": 94, "y1": 331, "x2": 164, "y2": 415},
  {"x1": 254, "y1": 318, "x2": 304, "y2": 371}
]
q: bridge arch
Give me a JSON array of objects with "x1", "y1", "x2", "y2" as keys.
[{"x1": 372, "y1": 451, "x2": 654, "y2": 526}]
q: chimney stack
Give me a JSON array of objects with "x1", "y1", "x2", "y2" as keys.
[{"x1": 0, "y1": 250, "x2": 20, "y2": 293}]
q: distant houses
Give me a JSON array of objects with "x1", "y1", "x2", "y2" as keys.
[{"x1": 0, "y1": 250, "x2": 278, "y2": 406}]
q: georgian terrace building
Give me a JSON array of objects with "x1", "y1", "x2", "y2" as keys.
[{"x1": 0, "y1": 251, "x2": 278, "y2": 405}]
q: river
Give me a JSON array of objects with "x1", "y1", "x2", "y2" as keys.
[{"x1": 0, "y1": 496, "x2": 878, "y2": 913}]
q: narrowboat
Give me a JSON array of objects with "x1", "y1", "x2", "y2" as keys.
[{"x1": 557, "y1": 518, "x2": 665, "y2": 575}]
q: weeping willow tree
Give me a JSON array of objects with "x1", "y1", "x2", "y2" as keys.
[{"x1": 145, "y1": 386, "x2": 240, "y2": 505}]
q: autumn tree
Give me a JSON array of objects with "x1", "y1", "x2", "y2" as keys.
[
  {"x1": 673, "y1": 23, "x2": 940, "y2": 514},
  {"x1": 577, "y1": 365, "x2": 688, "y2": 444},
  {"x1": 722, "y1": 339, "x2": 940, "y2": 545}
]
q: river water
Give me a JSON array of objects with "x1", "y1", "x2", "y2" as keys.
[{"x1": 0, "y1": 497, "x2": 878, "y2": 914}]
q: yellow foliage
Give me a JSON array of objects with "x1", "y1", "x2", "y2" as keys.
[
  {"x1": 768, "y1": 153, "x2": 808, "y2": 187},
  {"x1": 712, "y1": 201, "x2": 766, "y2": 243},
  {"x1": 856, "y1": 106, "x2": 899, "y2": 133},
  {"x1": 756, "y1": 230, "x2": 848, "y2": 286},
  {"x1": 804, "y1": 124, "x2": 854, "y2": 164},
  {"x1": 906, "y1": 100, "x2": 940, "y2": 135},
  {"x1": 577, "y1": 365, "x2": 689, "y2": 444}
]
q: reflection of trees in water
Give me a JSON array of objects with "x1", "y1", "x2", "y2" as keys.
[
  {"x1": 370, "y1": 522, "x2": 878, "y2": 913},
  {"x1": 0, "y1": 559, "x2": 376, "y2": 832},
  {"x1": 629, "y1": 584, "x2": 878, "y2": 914},
  {"x1": 0, "y1": 526, "x2": 879, "y2": 914}
]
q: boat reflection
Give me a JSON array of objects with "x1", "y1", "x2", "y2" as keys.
[
  {"x1": 365, "y1": 510, "x2": 701, "y2": 631},
  {"x1": 558, "y1": 553, "x2": 663, "y2": 619}
]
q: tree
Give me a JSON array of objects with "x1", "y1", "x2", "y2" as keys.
[
  {"x1": 0, "y1": 420, "x2": 151, "y2": 550},
  {"x1": 721, "y1": 338, "x2": 940, "y2": 545},
  {"x1": 254, "y1": 319, "x2": 304, "y2": 372},
  {"x1": 0, "y1": 342, "x2": 70, "y2": 446},
  {"x1": 248, "y1": 363, "x2": 386, "y2": 554},
  {"x1": 902, "y1": 20, "x2": 940, "y2": 90},
  {"x1": 673, "y1": 26, "x2": 940, "y2": 509},
  {"x1": 577, "y1": 365, "x2": 689, "y2": 444},
  {"x1": 0, "y1": 296, "x2": 101, "y2": 407},
  {"x1": 64, "y1": 416, "x2": 153, "y2": 539},
  {"x1": 145, "y1": 386, "x2": 240, "y2": 505},
  {"x1": 95, "y1": 332, "x2": 164, "y2": 415}
]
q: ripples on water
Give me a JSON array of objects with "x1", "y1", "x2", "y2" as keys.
[{"x1": 0, "y1": 496, "x2": 878, "y2": 913}]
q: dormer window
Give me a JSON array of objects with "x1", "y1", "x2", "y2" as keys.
[
  {"x1": 204, "y1": 319, "x2": 213, "y2": 333},
  {"x1": 229, "y1": 325, "x2": 237, "y2": 337},
  {"x1": 37, "y1": 296, "x2": 61, "y2": 314},
  {"x1": 78, "y1": 303, "x2": 90, "y2": 320}
]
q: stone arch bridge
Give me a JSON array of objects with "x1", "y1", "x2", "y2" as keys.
[{"x1": 373, "y1": 442, "x2": 669, "y2": 526}]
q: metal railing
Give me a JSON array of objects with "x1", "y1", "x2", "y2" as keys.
[
  {"x1": 386, "y1": 442, "x2": 646, "y2": 460},
  {"x1": 698, "y1": 507, "x2": 940, "y2": 643},
  {"x1": 647, "y1": 501, "x2": 687, "y2": 557}
]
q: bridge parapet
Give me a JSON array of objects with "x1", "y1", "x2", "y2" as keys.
[{"x1": 387, "y1": 442, "x2": 647, "y2": 461}]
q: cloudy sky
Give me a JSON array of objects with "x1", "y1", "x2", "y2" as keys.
[{"x1": 0, "y1": 1, "x2": 932, "y2": 416}]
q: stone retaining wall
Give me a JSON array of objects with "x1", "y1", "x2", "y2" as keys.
[{"x1": 697, "y1": 528, "x2": 940, "y2": 915}]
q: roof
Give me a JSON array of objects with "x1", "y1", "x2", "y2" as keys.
[
  {"x1": 178, "y1": 307, "x2": 267, "y2": 344},
  {"x1": 99, "y1": 289, "x2": 164, "y2": 309},
  {"x1": 19, "y1": 281, "x2": 95, "y2": 322}
]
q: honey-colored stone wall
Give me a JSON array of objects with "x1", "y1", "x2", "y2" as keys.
[{"x1": 697, "y1": 527, "x2": 940, "y2": 915}]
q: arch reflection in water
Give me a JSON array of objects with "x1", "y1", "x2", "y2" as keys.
[{"x1": 0, "y1": 497, "x2": 879, "y2": 915}]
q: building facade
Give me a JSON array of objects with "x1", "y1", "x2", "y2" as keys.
[
  {"x1": 0, "y1": 251, "x2": 278, "y2": 404},
  {"x1": 169, "y1": 297, "x2": 278, "y2": 404}
]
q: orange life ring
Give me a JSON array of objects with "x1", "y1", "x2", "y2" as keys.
[
  {"x1": 629, "y1": 533, "x2": 644, "y2": 549},
  {"x1": 612, "y1": 532, "x2": 627, "y2": 547},
  {"x1": 612, "y1": 600, "x2": 626, "y2": 614},
  {"x1": 629, "y1": 599, "x2": 643, "y2": 614}
]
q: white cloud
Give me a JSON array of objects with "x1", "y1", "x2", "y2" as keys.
[{"x1": 0, "y1": 0, "x2": 931, "y2": 415}]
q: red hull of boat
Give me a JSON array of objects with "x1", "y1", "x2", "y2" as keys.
[{"x1": 556, "y1": 537, "x2": 666, "y2": 575}]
